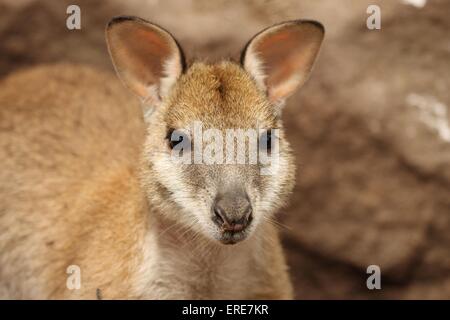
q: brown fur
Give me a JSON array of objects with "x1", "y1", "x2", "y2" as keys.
[
  {"x1": 0, "y1": 18, "x2": 323, "y2": 299},
  {"x1": 0, "y1": 63, "x2": 293, "y2": 299}
]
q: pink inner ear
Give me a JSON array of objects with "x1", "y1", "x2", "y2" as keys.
[
  {"x1": 252, "y1": 24, "x2": 322, "y2": 101},
  {"x1": 109, "y1": 22, "x2": 174, "y2": 97},
  {"x1": 257, "y1": 29, "x2": 308, "y2": 88}
]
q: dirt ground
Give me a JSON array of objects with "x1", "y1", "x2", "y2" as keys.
[{"x1": 0, "y1": 0, "x2": 449, "y2": 299}]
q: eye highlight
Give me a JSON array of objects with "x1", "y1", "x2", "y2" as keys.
[{"x1": 166, "y1": 128, "x2": 190, "y2": 149}]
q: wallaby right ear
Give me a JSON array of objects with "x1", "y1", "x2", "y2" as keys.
[
  {"x1": 106, "y1": 16, "x2": 185, "y2": 105},
  {"x1": 241, "y1": 20, "x2": 324, "y2": 106}
]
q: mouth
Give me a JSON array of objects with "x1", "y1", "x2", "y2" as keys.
[{"x1": 216, "y1": 228, "x2": 250, "y2": 245}]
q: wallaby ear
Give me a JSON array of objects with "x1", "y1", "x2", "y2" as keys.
[
  {"x1": 241, "y1": 20, "x2": 324, "y2": 105},
  {"x1": 106, "y1": 16, "x2": 185, "y2": 105}
]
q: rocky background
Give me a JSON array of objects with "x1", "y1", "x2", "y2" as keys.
[{"x1": 0, "y1": 0, "x2": 448, "y2": 299}]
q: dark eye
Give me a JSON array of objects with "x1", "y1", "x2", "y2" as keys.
[
  {"x1": 166, "y1": 128, "x2": 189, "y2": 149},
  {"x1": 260, "y1": 129, "x2": 272, "y2": 152}
]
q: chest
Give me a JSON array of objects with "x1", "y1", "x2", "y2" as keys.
[{"x1": 133, "y1": 234, "x2": 262, "y2": 299}]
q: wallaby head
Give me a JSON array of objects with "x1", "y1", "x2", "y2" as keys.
[{"x1": 106, "y1": 16, "x2": 324, "y2": 245}]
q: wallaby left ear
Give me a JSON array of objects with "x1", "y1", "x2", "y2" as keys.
[
  {"x1": 106, "y1": 16, "x2": 185, "y2": 105},
  {"x1": 241, "y1": 20, "x2": 324, "y2": 105}
]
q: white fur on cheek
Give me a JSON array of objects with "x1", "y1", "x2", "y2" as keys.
[
  {"x1": 254, "y1": 153, "x2": 289, "y2": 219},
  {"x1": 151, "y1": 153, "x2": 215, "y2": 237}
]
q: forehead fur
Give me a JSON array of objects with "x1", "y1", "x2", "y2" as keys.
[{"x1": 164, "y1": 61, "x2": 277, "y2": 130}]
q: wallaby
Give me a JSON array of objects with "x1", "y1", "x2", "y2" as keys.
[{"x1": 0, "y1": 16, "x2": 324, "y2": 299}]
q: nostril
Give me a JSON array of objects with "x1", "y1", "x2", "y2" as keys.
[
  {"x1": 212, "y1": 193, "x2": 253, "y2": 231},
  {"x1": 213, "y1": 206, "x2": 226, "y2": 226}
]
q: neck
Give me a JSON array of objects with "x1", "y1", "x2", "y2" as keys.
[{"x1": 132, "y1": 201, "x2": 268, "y2": 299}]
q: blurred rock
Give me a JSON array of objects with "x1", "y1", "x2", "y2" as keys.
[{"x1": 280, "y1": 0, "x2": 450, "y2": 299}]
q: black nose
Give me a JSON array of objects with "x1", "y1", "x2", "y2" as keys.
[{"x1": 212, "y1": 191, "x2": 253, "y2": 232}]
